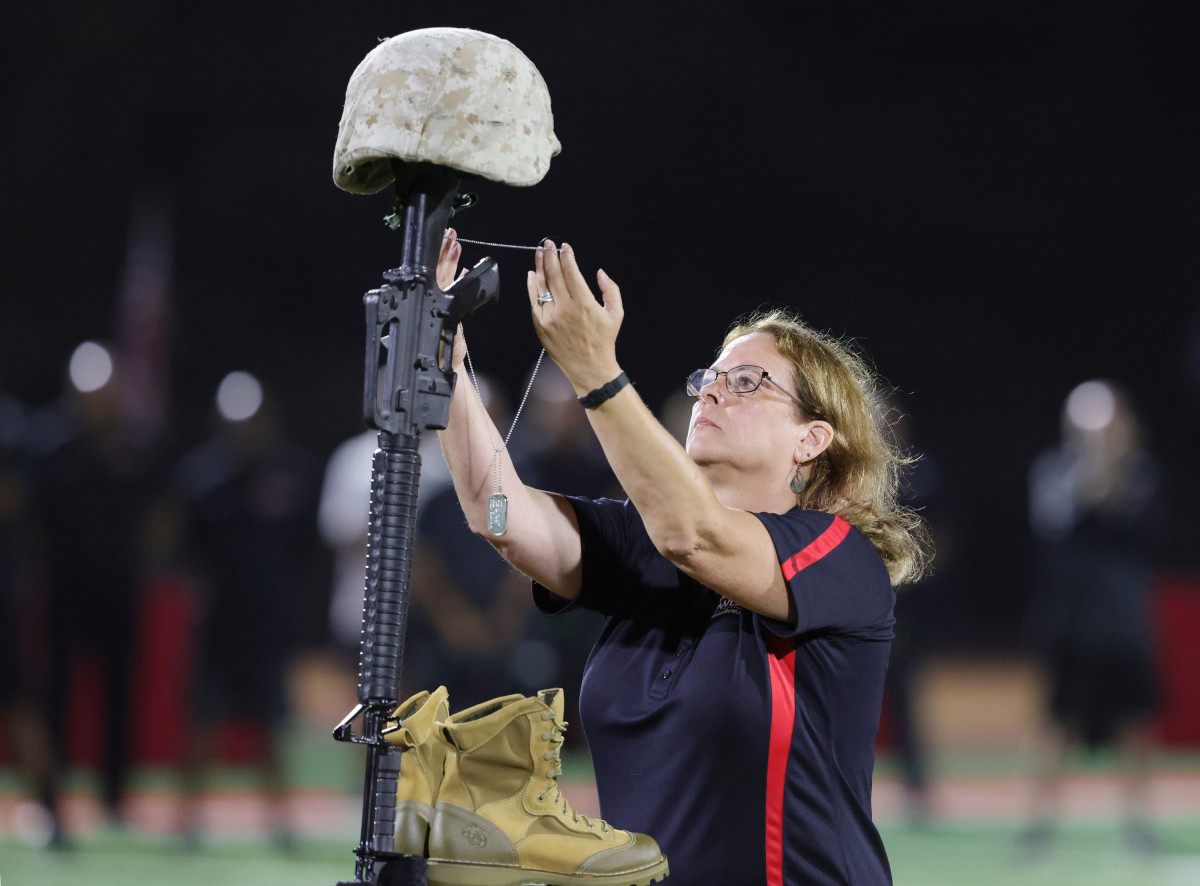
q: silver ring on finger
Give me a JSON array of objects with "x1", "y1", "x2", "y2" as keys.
[{"x1": 538, "y1": 291, "x2": 554, "y2": 304}]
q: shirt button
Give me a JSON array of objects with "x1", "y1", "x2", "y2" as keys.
[{"x1": 661, "y1": 669, "x2": 672, "y2": 679}]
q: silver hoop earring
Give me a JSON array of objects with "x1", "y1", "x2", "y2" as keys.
[{"x1": 790, "y1": 465, "x2": 806, "y2": 495}]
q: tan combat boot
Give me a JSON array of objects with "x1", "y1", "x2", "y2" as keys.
[
  {"x1": 383, "y1": 685, "x2": 452, "y2": 856},
  {"x1": 427, "y1": 688, "x2": 669, "y2": 886}
]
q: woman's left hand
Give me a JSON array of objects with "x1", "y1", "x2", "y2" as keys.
[{"x1": 527, "y1": 240, "x2": 625, "y2": 395}]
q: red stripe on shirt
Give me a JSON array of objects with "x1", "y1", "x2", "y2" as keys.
[
  {"x1": 764, "y1": 634, "x2": 796, "y2": 886},
  {"x1": 781, "y1": 515, "x2": 851, "y2": 581}
]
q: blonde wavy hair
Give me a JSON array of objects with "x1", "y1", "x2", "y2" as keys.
[{"x1": 722, "y1": 309, "x2": 932, "y2": 586}]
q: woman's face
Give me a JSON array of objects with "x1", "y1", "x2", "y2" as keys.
[{"x1": 685, "y1": 332, "x2": 807, "y2": 473}]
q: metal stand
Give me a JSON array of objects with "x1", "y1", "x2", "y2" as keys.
[{"x1": 331, "y1": 163, "x2": 499, "y2": 885}]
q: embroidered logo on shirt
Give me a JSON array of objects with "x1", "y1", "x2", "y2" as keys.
[{"x1": 711, "y1": 597, "x2": 743, "y2": 619}]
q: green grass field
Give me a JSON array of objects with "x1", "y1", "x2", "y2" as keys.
[
  {"x1": 886, "y1": 819, "x2": 1200, "y2": 885},
  {"x1": 3, "y1": 819, "x2": 1200, "y2": 885},
  {"x1": 4, "y1": 741, "x2": 1199, "y2": 885}
]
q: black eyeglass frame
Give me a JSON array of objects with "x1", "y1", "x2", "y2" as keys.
[{"x1": 685, "y1": 364, "x2": 806, "y2": 411}]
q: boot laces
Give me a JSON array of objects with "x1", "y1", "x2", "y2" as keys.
[{"x1": 536, "y1": 710, "x2": 610, "y2": 833}]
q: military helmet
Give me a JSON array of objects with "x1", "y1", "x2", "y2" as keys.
[{"x1": 333, "y1": 27, "x2": 560, "y2": 193}]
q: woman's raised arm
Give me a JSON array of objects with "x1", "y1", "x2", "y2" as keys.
[{"x1": 435, "y1": 230, "x2": 584, "y2": 599}]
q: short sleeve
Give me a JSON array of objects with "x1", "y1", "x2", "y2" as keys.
[
  {"x1": 753, "y1": 510, "x2": 895, "y2": 639},
  {"x1": 532, "y1": 495, "x2": 635, "y2": 616}
]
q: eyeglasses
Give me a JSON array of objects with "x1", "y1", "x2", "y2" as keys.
[{"x1": 685, "y1": 364, "x2": 805, "y2": 409}]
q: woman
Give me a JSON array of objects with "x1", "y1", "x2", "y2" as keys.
[
  {"x1": 436, "y1": 231, "x2": 929, "y2": 885},
  {"x1": 1024, "y1": 380, "x2": 1162, "y2": 853}
]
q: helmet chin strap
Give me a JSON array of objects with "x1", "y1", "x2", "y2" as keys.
[{"x1": 384, "y1": 161, "x2": 480, "y2": 229}]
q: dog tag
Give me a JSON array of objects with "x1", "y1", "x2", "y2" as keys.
[{"x1": 487, "y1": 492, "x2": 508, "y2": 536}]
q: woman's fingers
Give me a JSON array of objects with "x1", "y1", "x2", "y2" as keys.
[
  {"x1": 540, "y1": 240, "x2": 574, "y2": 301},
  {"x1": 533, "y1": 240, "x2": 550, "y2": 298},
  {"x1": 597, "y1": 268, "x2": 624, "y2": 318},
  {"x1": 526, "y1": 269, "x2": 543, "y2": 313},
  {"x1": 559, "y1": 243, "x2": 593, "y2": 299},
  {"x1": 543, "y1": 240, "x2": 604, "y2": 308},
  {"x1": 524, "y1": 240, "x2": 623, "y2": 389},
  {"x1": 437, "y1": 228, "x2": 462, "y2": 291},
  {"x1": 531, "y1": 237, "x2": 621, "y2": 325}
]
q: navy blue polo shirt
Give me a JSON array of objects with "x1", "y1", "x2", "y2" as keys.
[{"x1": 535, "y1": 497, "x2": 895, "y2": 886}]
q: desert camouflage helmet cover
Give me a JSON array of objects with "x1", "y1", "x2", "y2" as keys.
[{"x1": 333, "y1": 28, "x2": 560, "y2": 193}]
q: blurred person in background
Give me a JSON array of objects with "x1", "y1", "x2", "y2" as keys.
[
  {"x1": 23, "y1": 343, "x2": 165, "y2": 827},
  {"x1": 1024, "y1": 378, "x2": 1164, "y2": 854},
  {"x1": 1, "y1": 392, "x2": 65, "y2": 847},
  {"x1": 510, "y1": 362, "x2": 619, "y2": 747},
  {"x1": 318, "y1": 427, "x2": 450, "y2": 664},
  {"x1": 512, "y1": 361, "x2": 620, "y2": 498},
  {"x1": 405, "y1": 376, "x2": 532, "y2": 705},
  {"x1": 171, "y1": 372, "x2": 319, "y2": 849},
  {"x1": 408, "y1": 484, "x2": 535, "y2": 707},
  {"x1": 405, "y1": 376, "x2": 537, "y2": 707}
]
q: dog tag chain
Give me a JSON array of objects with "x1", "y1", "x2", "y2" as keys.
[{"x1": 463, "y1": 334, "x2": 545, "y2": 536}]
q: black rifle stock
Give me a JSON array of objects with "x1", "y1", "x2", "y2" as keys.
[{"x1": 332, "y1": 164, "x2": 498, "y2": 886}]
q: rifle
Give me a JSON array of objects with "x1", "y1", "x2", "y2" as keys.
[{"x1": 331, "y1": 161, "x2": 498, "y2": 886}]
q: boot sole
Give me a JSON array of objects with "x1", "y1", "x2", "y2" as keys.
[{"x1": 426, "y1": 858, "x2": 670, "y2": 886}]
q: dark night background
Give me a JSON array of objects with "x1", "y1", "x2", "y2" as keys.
[{"x1": 2, "y1": 1, "x2": 1197, "y2": 651}]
